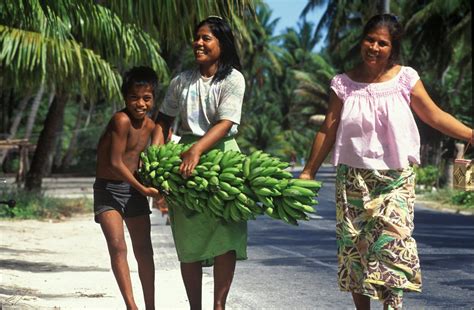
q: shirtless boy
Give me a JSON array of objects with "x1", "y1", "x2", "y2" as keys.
[{"x1": 94, "y1": 66, "x2": 160, "y2": 310}]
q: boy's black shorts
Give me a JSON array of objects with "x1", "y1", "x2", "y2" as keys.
[{"x1": 93, "y1": 178, "x2": 151, "y2": 223}]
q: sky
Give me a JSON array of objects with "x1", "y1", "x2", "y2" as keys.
[{"x1": 265, "y1": 0, "x2": 326, "y2": 50}]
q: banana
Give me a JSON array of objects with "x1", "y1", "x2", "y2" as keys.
[
  {"x1": 219, "y1": 181, "x2": 241, "y2": 195},
  {"x1": 227, "y1": 177, "x2": 244, "y2": 187},
  {"x1": 249, "y1": 150, "x2": 263, "y2": 162},
  {"x1": 224, "y1": 155, "x2": 244, "y2": 168},
  {"x1": 223, "y1": 202, "x2": 232, "y2": 222},
  {"x1": 275, "y1": 179, "x2": 289, "y2": 191},
  {"x1": 253, "y1": 187, "x2": 273, "y2": 196},
  {"x1": 261, "y1": 166, "x2": 279, "y2": 177},
  {"x1": 255, "y1": 193, "x2": 274, "y2": 209},
  {"x1": 161, "y1": 180, "x2": 170, "y2": 192},
  {"x1": 213, "y1": 152, "x2": 224, "y2": 165},
  {"x1": 219, "y1": 173, "x2": 236, "y2": 182},
  {"x1": 281, "y1": 200, "x2": 305, "y2": 220},
  {"x1": 222, "y1": 167, "x2": 240, "y2": 175},
  {"x1": 167, "y1": 179, "x2": 179, "y2": 192},
  {"x1": 259, "y1": 158, "x2": 275, "y2": 168},
  {"x1": 234, "y1": 200, "x2": 253, "y2": 219},
  {"x1": 186, "y1": 180, "x2": 197, "y2": 189},
  {"x1": 276, "y1": 204, "x2": 297, "y2": 226},
  {"x1": 210, "y1": 164, "x2": 221, "y2": 172},
  {"x1": 236, "y1": 192, "x2": 248, "y2": 205},
  {"x1": 207, "y1": 199, "x2": 224, "y2": 217},
  {"x1": 289, "y1": 179, "x2": 323, "y2": 190},
  {"x1": 168, "y1": 156, "x2": 182, "y2": 165},
  {"x1": 262, "y1": 177, "x2": 280, "y2": 187},
  {"x1": 289, "y1": 185, "x2": 316, "y2": 196},
  {"x1": 250, "y1": 176, "x2": 267, "y2": 187},
  {"x1": 272, "y1": 170, "x2": 294, "y2": 179},
  {"x1": 140, "y1": 152, "x2": 149, "y2": 164},
  {"x1": 217, "y1": 189, "x2": 233, "y2": 201},
  {"x1": 283, "y1": 197, "x2": 315, "y2": 213},
  {"x1": 194, "y1": 165, "x2": 208, "y2": 173},
  {"x1": 229, "y1": 202, "x2": 242, "y2": 222},
  {"x1": 209, "y1": 176, "x2": 220, "y2": 186},
  {"x1": 242, "y1": 157, "x2": 251, "y2": 178},
  {"x1": 210, "y1": 194, "x2": 225, "y2": 211},
  {"x1": 202, "y1": 171, "x2": 218, "y2": 178},
  {"x1": 205, "y1": 149, "x2": 220, "y2": 161},
  {"x1": 264, "y1": 207, "x2": 280, "y2": 219},
  {"x1": 248, "y1": 167, "x2": 266, "y2": 180}
]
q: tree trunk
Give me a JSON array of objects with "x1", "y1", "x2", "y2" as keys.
[
  {"x1": 25, "y1": 92, "x2": 68, "y2": 191},
  {"x1": 24, "y1": 81, "x2": 47, "y2": 140},
  {"x1": 381, "y1": 0, "x2": 390, "y2": 13},
  {"x1": 0, "y1": 92, "x2": 31, "y2": 164},
  {"x1": 50, "y1": 109, "x2": 65, "y2": 173},
  {"x1": 60, "y1": 96, "x2": 85, "y2": 171}
]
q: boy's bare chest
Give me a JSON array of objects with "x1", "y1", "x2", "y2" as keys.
[{"x1": 126, "y1": 126, "x2": 151, "y2": 152}]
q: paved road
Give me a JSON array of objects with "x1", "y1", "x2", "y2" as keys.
[
  {"x1": 226, "y1": 166, "x2": 474, "y2": 309},
  {"x1": 3, "y1": 168, "x2": 473, "y2": 309}
]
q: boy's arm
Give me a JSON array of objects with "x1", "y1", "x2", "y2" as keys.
[
  {"x1": 109, "y1": 113, "x2": 160, "y2": 197},
  {"x1": 180, "y1": 119, "x2": 233, "y2": 178},
  {"x1": 151, "y1": 112, "x2": 175, "y2": 145}
]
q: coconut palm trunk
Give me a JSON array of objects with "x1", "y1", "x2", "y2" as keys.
[{"x1": 25, "y1": 93, "x2": 68, "y2": 191}]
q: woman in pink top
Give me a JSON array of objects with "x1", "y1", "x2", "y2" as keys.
[{"x1": 300, "y1": 14, "x2": 473, "y2": 309}]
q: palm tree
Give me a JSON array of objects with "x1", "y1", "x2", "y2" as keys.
[{"x1": 0, "y1": 0, "x2": 254, "y2": 191}]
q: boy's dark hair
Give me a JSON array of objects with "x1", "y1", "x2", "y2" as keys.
[
  {"x1": 362, "y1": 14, "x2": 404, "y2": 66},
  {"x1": 121, "y1": 66, "x2": 159, "y2": 98},
  {"x1": 194, "y1": 16, "x2": 242, "y2": 83}
]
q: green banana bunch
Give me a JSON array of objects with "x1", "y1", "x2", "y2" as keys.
[{"x1": 138, "y1": 142, "x2": 322, "y2": 225}]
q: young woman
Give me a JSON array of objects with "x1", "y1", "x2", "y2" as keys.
[
  {"x1": 300, "y1": 14, "x2": 473, "y2": 309},
  {"x1": 152, "y1": 17, "x2": 246, "y2": 310}
]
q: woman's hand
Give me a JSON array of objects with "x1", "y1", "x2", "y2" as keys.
[
  {"x1": 180, "y1": 146, "x2": 202, "y2": 178},
  {"x1": 299, "y1": 170, "x2": 314, "y2": 180}
]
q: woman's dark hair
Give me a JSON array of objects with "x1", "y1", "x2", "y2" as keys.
[
  {"x1": 121, "y1": 66, "x2": 159, "y2": 98},
  {"x1": 362, "y1": 14, "x2": 404, "y2": 66},
  {"x1": 194, "y1": 16, "x2": 242, "y2": 83}
]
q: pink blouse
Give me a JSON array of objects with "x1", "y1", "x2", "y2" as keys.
[{"x1": 331, "y1": 66, "x2": 421, "y2": 170}]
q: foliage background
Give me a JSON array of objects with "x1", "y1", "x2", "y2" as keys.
[{"x1": 0, "y1": 0, "x2": 472, "y2": 190}]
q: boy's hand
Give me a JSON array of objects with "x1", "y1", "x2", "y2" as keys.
[
  {"x1": 142, "y1": 186, "x2": 161, "y2": 198},
  {"x1": 179, "y1": 147, "x2": 202, "y2": 178}
]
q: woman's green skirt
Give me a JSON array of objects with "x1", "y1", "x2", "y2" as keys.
[{"x1": 168, "y1": 135, "x2": 248, "y2": 266}]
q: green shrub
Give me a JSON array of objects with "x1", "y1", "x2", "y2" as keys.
[
  {"x1": 0, "y1": 188, "x2": 92, "y2": 219},
  {"x1": 414, "y1": 165, "x2": 439, "y2": 188},
  {"x1": 451, "y1": 191, "x2": 474, "y2": 207}
]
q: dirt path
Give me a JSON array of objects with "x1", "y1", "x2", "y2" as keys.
[{"x1": 0, "y1": 210, "x2": 215, "y2": 309}]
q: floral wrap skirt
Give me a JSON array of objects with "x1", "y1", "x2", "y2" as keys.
[{"x1": 335, "y1": 164, "x2": 422, "y2": 308}]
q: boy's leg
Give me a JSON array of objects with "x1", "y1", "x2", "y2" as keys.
[
  {"x1": 126, "y1": 215, "x2": 155, "y2": 310},
  {"x1": 352, "y1": 292, "x2": 370, "y2": 310},
  {"x1": 97, "y1": 210, "x2": 137, "y2": 310},
  {"x1": 180, "y1": 261, "x2": 203, "y2": 310},
  {"x1": 213, "y1": 251, "x2": 236, "y2": 310}
]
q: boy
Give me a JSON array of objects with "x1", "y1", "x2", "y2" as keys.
[{"x1": 94, "y1": 66, "x2": 160, "y2": 310}]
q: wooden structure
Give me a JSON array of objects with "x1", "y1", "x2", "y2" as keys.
[{"x1": 0, "y1": 139, "x2": 35, "y2": 184}]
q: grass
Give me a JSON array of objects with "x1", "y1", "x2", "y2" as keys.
[
  {"x1": 417, "y1": 188, "x2": 474, "y2": 212},
  {"x1": 0, "y1": 188, "x2": 92, "y2": 219}
]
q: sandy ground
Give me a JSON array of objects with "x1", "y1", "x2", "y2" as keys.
[{"x1": 0, "y1": 210, "x2": 215, "y2": 310}]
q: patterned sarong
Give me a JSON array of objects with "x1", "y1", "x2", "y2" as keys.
[{"x1": 335, "y1": 164, "x2": 422, "y2": 308}]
